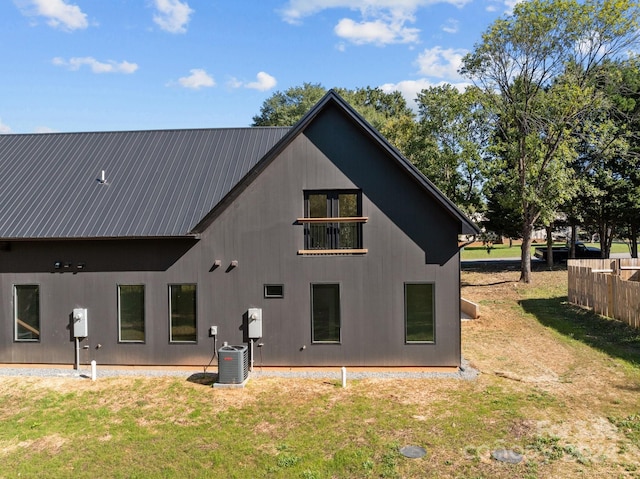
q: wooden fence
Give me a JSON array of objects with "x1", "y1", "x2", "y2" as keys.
[{"x1": 568, "y1": 259, "x2": 640, "y2": 329}]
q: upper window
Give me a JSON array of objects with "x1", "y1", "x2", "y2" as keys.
[
  {"x1": 14, "y1": 285, "x2": 40, "y2": 342},
  {"x1": 118, "y1": 285, "x2": 145, "y2": 342},
  {"x1": 405, "y1": 283, "x2": 435, "y2": 343},
  {"x1": 299, "y1": 190, "x2": 367, "y2": 254},
  {"x1": 169, "y1": 284, "x2": 197, "y2": 343}
]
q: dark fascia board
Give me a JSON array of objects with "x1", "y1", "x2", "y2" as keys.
[
  {"x1": 0, "y1": 235, "x2": 200, "y2": 241},
  {"x1": 191, "y1": 90, "x2": 480, "y2": 236}
]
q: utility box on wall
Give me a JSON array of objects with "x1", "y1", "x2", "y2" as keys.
[
  {"x1": 247, "y1": 308, "x2": 262, "y2": 339},
  {"x1": 73, "y1": 308, "x2": 88, "y2": 337}
]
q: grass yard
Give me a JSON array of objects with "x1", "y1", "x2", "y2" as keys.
[
  {"x1": 0, "y1": 265, "x2": 639, "y2": 478},
  {"x1": 461, "y1": 241, "x2": 631, "y2": 260}
]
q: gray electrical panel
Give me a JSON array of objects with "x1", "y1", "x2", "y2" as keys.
[
  {"x1": 247, "y1": 308, "x2": 262, "y2": 339},
  {"x1": 217, "y1": 345, "x2": 249, "y2": 384},
  {"x1": 73, "y1": 308, "x2": 88, "y2": 337}
]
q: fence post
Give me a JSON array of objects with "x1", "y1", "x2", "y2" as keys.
[{"x1": 607, "y1": 274, "x2": 614, "y2": 318}]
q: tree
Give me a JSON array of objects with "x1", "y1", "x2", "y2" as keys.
[
  {"x1": 567, "y1": 60, "x2": 640, "y2": 258},
  {"x1": 252, "y1": 84, "x2": 414, "y2": 135},
  {"x1": 461, "y1": 0, "x2": 640, "y2": 282},
  {"x1": 408, "y1": 85, "x2": 493, "y2": 214},
  {"x1": 252, "y1": 83, "x2": 327, "y2": 126}
]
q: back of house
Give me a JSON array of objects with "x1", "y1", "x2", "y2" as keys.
[{"x1": 0, "y1": 91, "x2": 478, "y2": 367}]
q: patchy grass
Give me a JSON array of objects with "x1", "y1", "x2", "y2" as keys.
[{"x1": 0, "y1": 267, "x2": 638, "y2": 478}]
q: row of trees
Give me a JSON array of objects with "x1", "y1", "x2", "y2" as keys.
[{"x1": 253, "y1": 0, "x2": 640, "y2": 282}]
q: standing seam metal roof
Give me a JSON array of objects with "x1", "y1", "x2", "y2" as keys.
[{"x1": 0, "y1": 127, "x2": 289, "y2": 239}]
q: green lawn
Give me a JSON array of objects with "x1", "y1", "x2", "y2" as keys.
[
  {"x1": 0, "y1": 269, "x2": 638, "y2": 478},
  {"x1": 461, "y1": 241, "x2": 631, "y2": 260}
]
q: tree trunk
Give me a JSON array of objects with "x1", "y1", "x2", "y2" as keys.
[
  {"x1": 520, "y1": 223, "x2": 534, "y2": 283},
  {"x1": 631, "y1": 223, "x2": 638, "y2": 258},
  {"x1": 605, "y1": 226, "x2": 614, "y2": 258},
  {"x1": 545, "y1": 225, "x2": 554, "y2": 268},
  {"x1": 570, "y1": 224, "x2": 577, "y2": 258},
  {"x1": 598, "y1": 222, "x2": 607, "y2": 259}
]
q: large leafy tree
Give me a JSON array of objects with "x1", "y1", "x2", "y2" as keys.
[
  {"x1": 252, "y1": 83, "x2": 327, "y2": 127},
  {"x1": 408, "y1": 85, "x2": 493, "y2": 214},
  {"x1": 578, "y1": 60, "x2": 640, "y2": 257},
  {"x1": 252, "y1": 83, "x2": 414, "y2": 134},
  {"x1": 461, "y1": 0, "x2": 640, "y2": 282}
]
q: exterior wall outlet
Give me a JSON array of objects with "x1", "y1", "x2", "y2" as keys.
[{"x1": 209, "y1": 325, "x2": 218, "y2": 336}]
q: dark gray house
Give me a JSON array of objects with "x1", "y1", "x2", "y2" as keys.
[{"x1": 0, "y1": 91, "x2": 478, "y2": 368}]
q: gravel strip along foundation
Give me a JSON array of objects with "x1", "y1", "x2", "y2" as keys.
[{"x1": 0, "y1": 358, "x2": 478, "y2": 381}]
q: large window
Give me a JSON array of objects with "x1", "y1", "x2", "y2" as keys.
[
  {"x1": 118, "y1": 285, "x2": 145, "y2": 342},
  {"x1": 14, "y1": 285, "x2": 40, "y2": 342},
  {"x1": 405, "y1": 283, "x2": 435, "y2": 343},
  {"x1": 169, "y1": 284, "x2": 197, "y2": 343},
  {"x1": 299, "y1": 190, "x2": 366, "y2": 253},
  {"x1": 311, "y1": 283, "x2": 341, "y2": 343}
]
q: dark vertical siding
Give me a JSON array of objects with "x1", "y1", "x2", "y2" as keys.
[{"x1": 0, "y1": 106, "x2": 462, "y2": 367}]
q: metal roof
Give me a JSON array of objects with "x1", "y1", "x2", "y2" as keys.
[
  {"x1": 0, "y1": 127, "x2": 289, "y2": 239},
  {"x1": 0, "y1": 90, "x2": 478, "y2": 240}
]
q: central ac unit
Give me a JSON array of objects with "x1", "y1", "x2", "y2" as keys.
[{"x1": 217, "y1": 344, "x2": 249, "y2": 384}]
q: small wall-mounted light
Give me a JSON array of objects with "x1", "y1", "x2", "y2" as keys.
[
  {"x1": 64, "y1": 262, "x2": 72, "y2": 269},
  {"x1": 77, "y1": 262, "x2": 86, "y2": 270},
  {"x1": 54, "y1": 261, "x2": 62, "y2": 269}
]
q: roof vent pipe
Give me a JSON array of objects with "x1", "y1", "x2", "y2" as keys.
[{"x1": 100, "y1": 170, "x2": 106, "y2": 183}]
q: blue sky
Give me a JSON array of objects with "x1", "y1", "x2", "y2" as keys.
[{"x1": 1, "y1": 0, "x2": 516, "y2": 134}]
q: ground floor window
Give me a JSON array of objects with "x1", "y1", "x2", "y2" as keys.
[
  {"x1": 405, "y1": 283, "x2": 435, "y2": 343},
  {"x1": 169, "y1": 284, "x2": 197, "y2": 342},
  {"x1": 14, "y1": 285, "x2": 40, "y2": 342},
  {"x1": 311, "y1": 283, "x2": 341, "y2": 343},
  {"x1": 118, "y1": 285, "x2": 145, "y2": 342}
]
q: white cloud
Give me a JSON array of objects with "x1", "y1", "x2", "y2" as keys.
[
  {"x1": 153, "y1": 0, "x2": 193, "y2": 34},
  {"x1": 226, "y1": 77, "x2": 243, "y2": 89},
  {"x1": 415, "y1": 46, "x2": 467, "y2": 79},
  {"x1": 52, "y1": 57, "x2": 138, "y2": 74},
  {"x1": 0, "y1": 118, "x2": 12, "y2": 134},
  {"x1": 380, "y1": 45, "x2": 470, "y2": 109},
  {"x1": 280, "y1": 0, "x2": 471, "y2": 24},
  {"x1": 177, "y1": 69, "x2": 215, "y2": 89},
  {"x1": 280, "y1": 0, "x2": 471, "y2": 46},
  {"x1": 334, "y1": 17, "x2": 419, "y2": 45},
  {"x1": 229, "y1": 72, "x2": 277, "y2": 91},
  {"x1": 246, "y1": 72, "x2": 277, "y2": 91},
  {"x1": 486, "y1": 0, "x2": 522, "y2": 13},
  {"x1": 14, "y1": 0, "x2": 88, "y2": 31},
  {"x1": 441, "y1": 18, "x2": 459, "y2": 34}
]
